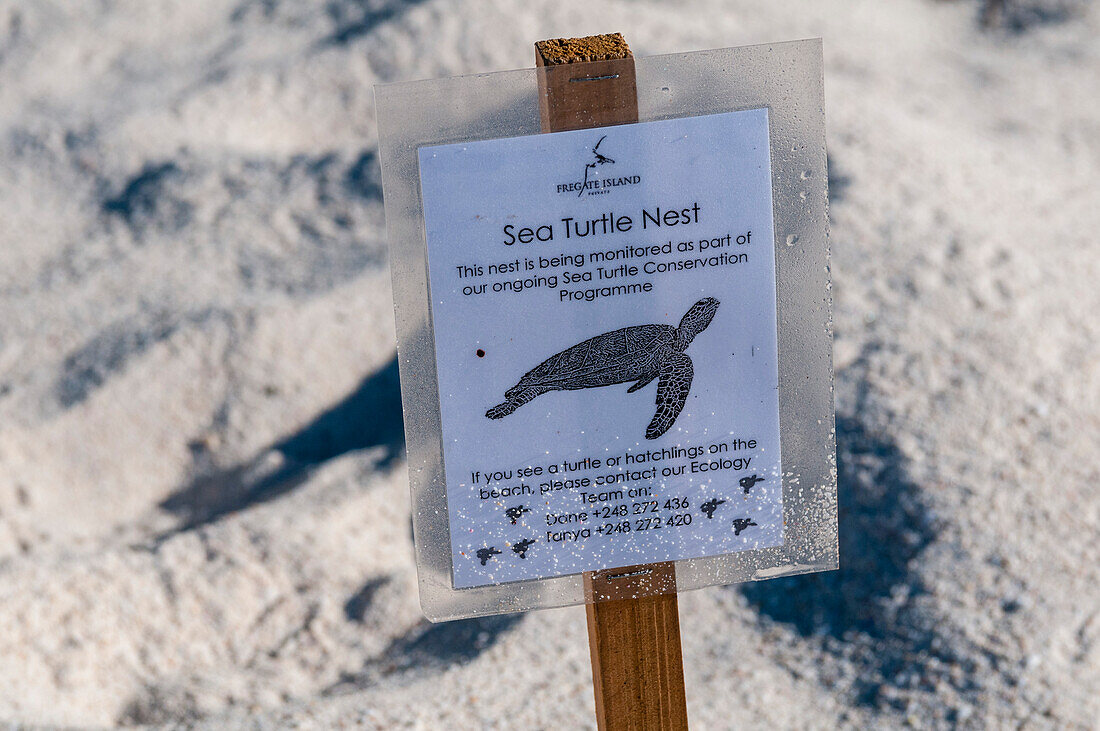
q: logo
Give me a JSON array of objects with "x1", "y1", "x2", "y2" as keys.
[
  {"x1": 555, "y1": 134, "x2": 641, "y2": 197},
  {"x1": 580, "y1": 135, "x2": 615, "y2": 197}
]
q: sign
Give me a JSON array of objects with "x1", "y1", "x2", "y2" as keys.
[
  {"x1": 418, "y1": 110, "x2": 784, "y2": 589},
  {"x1": 376, "y1": 39, "x2": 836, "y2": 621}
]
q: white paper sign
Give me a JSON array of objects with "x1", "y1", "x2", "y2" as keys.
[{"x1": 418, "y1": 109, "x2": 783, "y2": 589}]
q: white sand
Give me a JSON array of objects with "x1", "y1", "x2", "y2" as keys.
[{"x1": 1, "y1": 0, "x2": 1098, "y2": 727}]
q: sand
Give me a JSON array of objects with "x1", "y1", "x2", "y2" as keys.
[{"x1": 0, "y1": 0, "x2": 1098, "y2": 727}]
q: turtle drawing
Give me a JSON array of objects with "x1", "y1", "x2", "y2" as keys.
[{"x1": 485, "y1": 298, "x2": 719, "y2": 439}]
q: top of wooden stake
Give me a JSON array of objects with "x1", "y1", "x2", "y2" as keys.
[{"x1": 535, "y1": 33, "x2": 632, "y2": 65}]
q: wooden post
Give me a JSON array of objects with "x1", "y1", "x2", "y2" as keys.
[{"x1": 535, "y1": 34, "x2": 690, "y2": 731}]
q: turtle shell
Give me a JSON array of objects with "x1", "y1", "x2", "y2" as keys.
[{"x1": 516, "y1": 324, "x2": 675, "y2": 390}]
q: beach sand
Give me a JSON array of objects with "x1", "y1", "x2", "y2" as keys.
[{"x1": 0, "y1": 0, "x2": 1097, "y2": 727}]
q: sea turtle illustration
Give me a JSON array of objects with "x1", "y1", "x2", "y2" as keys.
[
  {"x1": 700, "y1": 497, "x2": 726, "y2": 519},
  {"x1": 511, "y1": 538, "x2": 536, "y2": 559},
  {"x1": 486, "y1": 298, "x2": 719, "y2": 439},
  {"x1": 739, "y1": 474, "x2": 764, "y2": 493},
  {"x1": 476, "y1": 547, "x2": 501, "y2": 565},
  {"x1": 732, "y1": 518, "x2": 758, "y2": 536}
]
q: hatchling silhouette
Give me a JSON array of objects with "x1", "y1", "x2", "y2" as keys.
[{"x1": 486, "y1": 298, "x2": 719, "y2": 439}]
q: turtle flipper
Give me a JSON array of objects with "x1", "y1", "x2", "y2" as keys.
[
  {"x1": 486, "y1": 401, "x2": 519, "y2": 419},
  {"x1": 486, "y1": 385, "x2": 546, "y2": 420},
  {"x1": 626, "y1": 373, "x2": 658, "y2": 393},
  {"x1": 645, "y1": 353, "x2": 693, "y2": 439}
]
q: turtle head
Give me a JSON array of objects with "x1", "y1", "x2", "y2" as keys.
[{"x1": 675, "y1": 297, "x2": 719, "y2": 349}]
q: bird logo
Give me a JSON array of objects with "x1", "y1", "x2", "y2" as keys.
[{"x1": 578, "y1": 135, "x2": 615, "y2": 197}]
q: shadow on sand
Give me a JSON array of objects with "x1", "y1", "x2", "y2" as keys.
[
  {"x1": 326, "y1": 611, "x2": 525, "y2": 695},
  {"x1": 317, "y1": 0, "x2": 433, "y2": 48},
  {"x1": 159, "y1": 347, "x2": 528, "y2": 682},
  {"x1": 741, "y1": 410, "x2": 963, "y2": 709},
  {"x1": 160, "y1": 354, "x2": 404, "y2": 532}
]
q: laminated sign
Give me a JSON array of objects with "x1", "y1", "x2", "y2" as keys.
[
  {"x1": 377, "y1": 40, "x2": 837, "y2": 620},
  {"x1": 422, "y1": 110, "x2": 781, "y2": 589}
]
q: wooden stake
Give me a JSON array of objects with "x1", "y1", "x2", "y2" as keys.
[{"x1": 535, "y1": 34, "x2": 689, "y2": 731}]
